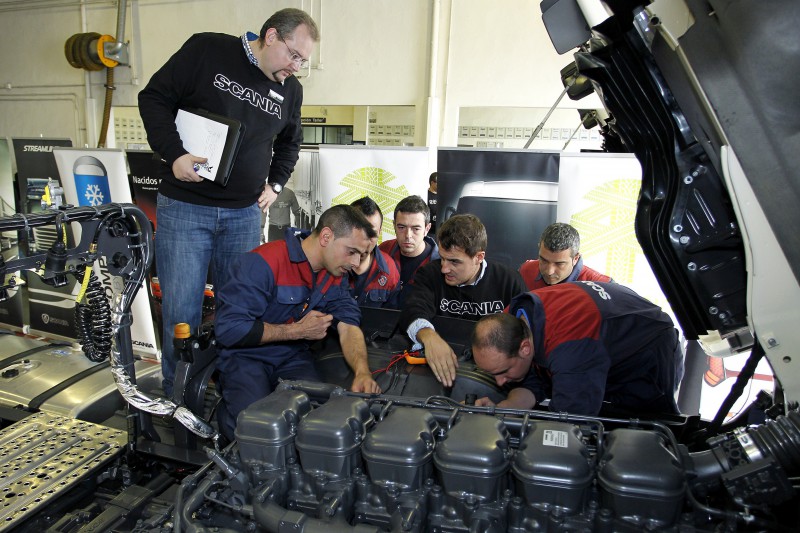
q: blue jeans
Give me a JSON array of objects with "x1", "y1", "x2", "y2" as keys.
[{"x1": 155, "y1": 193, "x2": 261, "y2": 395}]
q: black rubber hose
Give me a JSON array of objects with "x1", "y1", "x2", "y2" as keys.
[
  {"x1": 749, "y1": 410, "x2": 800, "y2": 471},
  {"x1": 706, "y1": 339, "x2": 765, "y2": 436},
  {"x1": 253, "y1": 498, "x2": 382, "y2": 533}
]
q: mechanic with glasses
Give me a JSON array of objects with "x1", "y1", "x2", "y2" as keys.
[{"x1": 138, "y1": 8, "x2": 318, "y2": 396}]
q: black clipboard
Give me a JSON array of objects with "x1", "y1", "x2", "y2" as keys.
[{"x1": 174, "y1": 108, "x2": 246, "y2": 187}]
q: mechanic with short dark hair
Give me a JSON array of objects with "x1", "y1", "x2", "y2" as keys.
[
  {"x1": 349, "y1": 196, "x2": 400, "y2": 308},
  {"x1": 379, "y1": 195, "x2": 440, "y2": 307},
  {"x1": 471, "y1": 281, "x2": 683, "y2": 415},
  {"x1": 520, "y1": 222, "x2": 611, "y2": 290},
  {"x1": 214, "y1": 204, "x2": 381, "y2": 440},
  {"x1": 399, "y1": 214, "x2": 526, "y2": 387}
]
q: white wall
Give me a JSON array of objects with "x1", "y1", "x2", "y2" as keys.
[{"x1": 0, "y1": 0, "x2": 601, "y2": 149}]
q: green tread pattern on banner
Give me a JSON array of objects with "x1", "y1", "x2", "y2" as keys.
[{"x1": 331, "y1": 166, "x2": 411, "y2": 237}]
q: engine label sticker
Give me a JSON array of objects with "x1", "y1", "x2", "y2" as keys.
[{"x1": 542, "y1": 430, "x2": 568, "y2": 448}]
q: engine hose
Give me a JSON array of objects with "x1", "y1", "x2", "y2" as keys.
[
  {"x1": 74, "y1": 264, "x2": 112, "y2": 362},
  {"x1": 253, "y1": 498, "x2": 382, "y2": 533},
  {"x1": 178, "y1": 469, "x2": 239, "y2": 533},
  {"x1": 746, "y1": 409, "x2": 800, "y2": 471},
  {"x1": 692, "y1": 410, "x2": 800, "y2": 479},
  {"x1": 688, "y1": 408, "x2": 800, "y2": 528}
]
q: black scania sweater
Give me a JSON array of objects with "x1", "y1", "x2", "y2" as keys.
[
  {"x1": 138, "y1": 32, "x2": 303, "y2": 207},
  {"x1": 398, "y1": 260, "x2": 527, "y2": 332}
]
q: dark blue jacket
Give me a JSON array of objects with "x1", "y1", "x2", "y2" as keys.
[
  {"x1": 215, "y1": 229, "x2": 360, "y2": 371},
  {"x1": 514, "y1": 281, "x2": 682, "y2": 415},
  {"x1": 349, "y1": 248, "x2": 401, "y2": 308}
]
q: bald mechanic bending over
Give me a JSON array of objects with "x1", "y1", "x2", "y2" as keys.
[{"x1": 471, "y1": 281, "x2": 683, "y2": 415}]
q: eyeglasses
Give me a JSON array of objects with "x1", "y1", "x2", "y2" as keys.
[{"x1": 277, "y1": 35, "x2": 309, "y2": 68}]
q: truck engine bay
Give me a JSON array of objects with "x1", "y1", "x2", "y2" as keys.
[{"x1": 1, "y1": 1, "x2": 800, "y2": 531}]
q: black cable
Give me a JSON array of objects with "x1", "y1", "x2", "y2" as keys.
[{"x1": 707, "y1": 338, "x2": 765, "y2": 436}]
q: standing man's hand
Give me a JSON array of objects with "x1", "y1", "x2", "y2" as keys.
[
  {"x1": 417, "y1": 329, "x2": 458, "y2": 387},
  {"x1": 351, "y1": 372, "x2": 381, "y2": 394},
  {"x1": 172, "y1": 153, "x2": 206, "y2": 182},
  {"x1": 259, "y1": 183, "x2": 278, "y2": 212}
]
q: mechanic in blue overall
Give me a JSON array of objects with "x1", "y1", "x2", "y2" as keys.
[
  {"x1": 214, "y1": 205, "x2": 381, "y2": 440},
  {"x1": 471, "y1": 281, "x2": 683, "y2": 416},
  {"x1": 349, "y1": 196, "x2": 400, "y2": 308}
]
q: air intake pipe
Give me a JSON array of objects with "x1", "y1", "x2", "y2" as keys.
[{"x1": 689, "y1": 409, "x2": 800, "y2": 507}]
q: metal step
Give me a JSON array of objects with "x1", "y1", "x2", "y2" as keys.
[{"x1": 0, "y1": 412, "x2": 126, "y2": 530}]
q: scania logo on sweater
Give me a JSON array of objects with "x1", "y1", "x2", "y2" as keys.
[
  {"x1": 213, "y1": 73, "x2": 281, "y2": 118},
  {"x1": 579, "y1": 281, "x2": 611, "y2": 300},
  {"x1": 439, "y1": 299, "x2": 504, "y2": 315}
]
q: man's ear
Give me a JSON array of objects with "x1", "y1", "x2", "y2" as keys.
[
  {"x1": 573, "y1": 252, "x2": 581, "y2": 266},
  {"x1": 474, "y1": 250, "x2": 486, "y2": 263},
  {"x1": 424, "y1": 222, "x2": 431, "y2": 235},
  {"x1": 519, "y1": 337, "x2": 533, "y2": 361},
  {"x1": 319, "y1": 227, "x2": 333, "y2": 247}
]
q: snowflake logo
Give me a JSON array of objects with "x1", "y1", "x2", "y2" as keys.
[{"x1": 84, "y1": 184, "x2": 105, "y2": 206}]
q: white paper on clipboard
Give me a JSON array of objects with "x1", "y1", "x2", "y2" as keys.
[{"x1": 175, "y1": 109, "x2": 227, "y2": 181}]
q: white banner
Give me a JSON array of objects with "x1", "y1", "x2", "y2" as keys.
[
  {"x1": 318, "y1": 146, "x2": 430, "y2": 241},
  {"x1": 53, "y1": 148, "x2": 159, "y2": 359},
  {"x1": 557, "y1": 153, "x2": 673, "y2": 320},
  {"x1": 0, "y1": 138, "x2": 25, "y2": 329}
]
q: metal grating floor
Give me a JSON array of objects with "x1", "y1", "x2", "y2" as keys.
[{"x1": 0, "y1": 412, "x2": 126, "y2": 531}]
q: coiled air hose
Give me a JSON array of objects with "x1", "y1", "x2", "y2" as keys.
[{"x1": 74, "y1": 263, "x2": 112, "y2": 362}]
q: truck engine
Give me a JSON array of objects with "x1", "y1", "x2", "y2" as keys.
[{"x1": 172, "y1": 382, "x2": 799, "y2": 532}]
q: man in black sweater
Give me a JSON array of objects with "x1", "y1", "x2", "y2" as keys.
[
  {"x1": 399, "y1": 214, "x2": 527, "y2": 387},
  {"x1": 138, "y1": 8, "x2": 319, "y2": 395}
]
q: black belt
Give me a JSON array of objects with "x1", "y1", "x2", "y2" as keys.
[{"x1": 269, "y1": 223, "x2": 290, "y2": 229}]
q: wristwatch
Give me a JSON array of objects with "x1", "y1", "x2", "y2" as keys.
[{"x1": 268, "y1": 182, "x2": 283, "y2": 194}]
